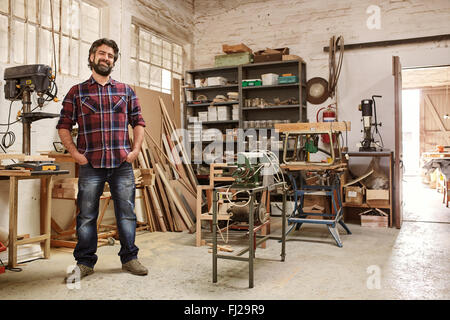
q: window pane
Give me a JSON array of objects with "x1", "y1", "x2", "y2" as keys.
[
  {"x1": 81, "y1": 2, "x2": 99, "y2": 43},
  {"x1": 41, "y1": 0, "x2": 50, "y2": 28},
  {"x1": 80, "y1": 41, "x2": 91, "y2": 79},
  {"x1": 41, "y1": 0, "x2": 59, "y2": 30},
  {"x1": 71, "y1": 0, "x2": 80, "y2": 38},
  {"x1": 139, "y1": 29, "x2": 150, "y2": 62},
  {"x1": 162, "y1": 69, "x2": 171, "y2": 91},
  {"x1": 0, "y1": 15, "x2": 8, "y2": 62},
  {"x1": 130, "y1": 58, "x2": 138, "y2": 85},
  {"x1": 27, "y1": 24, "x2": 37, "y2": 64},
  {"x1": 54, "y1": 0, "x2": 61, "y2": 31},
  {"x1": 13, "y1": 21, "x2": 25, "y2": 64},
  {"x1": 130, "y1": 24, "x2": 137, "y2": 59},
  {"x1": 39, "y1": 28, "x2": 51, "y2": 65},
  {"x1": 27, "y1": 0, "x2": 38, "y2": 23},
  {"x1": 52, "y1": 34, "x2": 60, "y2": 71},
  {"x1": 173, "y1": 44, "x2": 182, "y2": 55},
  {"x1": 70, "y1": 38, "x2": 79, "y2": 76},
  {"x1": 173, "y1": 53, "x2": 182, "y2": 74},
  {"x1": 139, "y1": 62, "x2": 150, "y2": 87},
  {"x1": 150, "y1": 65, "x2": 161, "y2": 88},
  {"x1": 61, "y1": 0, "x2": 70, "y2": 34},
  {"x1": 151, "y1": 36, "x2": 162, "y2": 66},
  {"x1": 13, "y1": 0, "x2": 25, "y2": 19},
  {"x1": 61, "y1": 35, "x2": 70, "y2": 74},
  {"x1": 162, "y1": 41, "x2": 171, "y2": 69},
  {"x1": 0, "y1": 0, "x2": 8, "y2": 13}
]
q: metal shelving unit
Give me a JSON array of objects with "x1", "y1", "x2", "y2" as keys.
[{"x1": 183, "y1": 59, "x2": 307, "y2": 172}]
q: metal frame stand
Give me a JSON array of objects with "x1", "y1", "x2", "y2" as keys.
[
  {"x1": 212, "y1": 182, "x2": 287, "y2": 288},
  {"x1": 286, "y1": 172, "x2": 351, "y2": 247}
]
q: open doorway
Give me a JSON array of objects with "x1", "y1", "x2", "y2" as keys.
[{"x1": 401, "y1": 65, "x2": 450, "y2": 222}]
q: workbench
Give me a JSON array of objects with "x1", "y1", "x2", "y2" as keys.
[
  {"x1": 0, "y1": 169, "x2": 69, "y2": 268},
  {"x1": 212, "y1": 181, "x2": 287, "y2": 288}
]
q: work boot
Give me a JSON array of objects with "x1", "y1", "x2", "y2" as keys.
[
  {"x1": 64, "y1": 264, "x2": 94, "y2": 284},
  {"x1": 122, "y1": 259, "x2": 148, "y2": 276}
]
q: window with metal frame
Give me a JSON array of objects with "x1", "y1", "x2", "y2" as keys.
[
  {"x1": 130, "y1": 22, "x2": 183, "y2": 94},
  {"x1": 0, "y1": 0, "x2": 101, "y2": 78}
]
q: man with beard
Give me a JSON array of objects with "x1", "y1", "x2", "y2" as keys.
[{"x1": 57, "y1": 38, "x2": 148, "y2": 283}]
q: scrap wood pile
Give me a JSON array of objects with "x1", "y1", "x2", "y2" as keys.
[{"x1": 131, "y1": 97, "x2": 198, "y2": 233}]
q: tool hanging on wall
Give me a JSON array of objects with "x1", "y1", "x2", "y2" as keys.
[
  {"x1": 328, "y1": 35, "x2": 344, "y2": 99},
  {"x1": 306, "y1": 35, "x2": 344, "y2": 105}
]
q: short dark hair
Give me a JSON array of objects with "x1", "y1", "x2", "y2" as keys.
[{"x1": 88, "y1": 38, "x2": 119, "y2": 69}]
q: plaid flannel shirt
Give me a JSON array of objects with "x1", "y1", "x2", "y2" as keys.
[{"x1": 56, "y1": 76, "x2": 146, "y2": 168}]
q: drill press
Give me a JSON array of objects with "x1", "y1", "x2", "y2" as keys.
[
  {"x1": 359, "y1": 95, "x2": 383, "y2": 152},
  {"x1": 3, "y1": 64, "x2": 61, "y2": 171}
]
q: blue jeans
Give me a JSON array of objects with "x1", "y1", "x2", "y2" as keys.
[{"x1": 74, "y1": 161, "x2": 139, "y2": 268}]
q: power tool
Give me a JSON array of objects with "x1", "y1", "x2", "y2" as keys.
[
  {"x1": 3, "y1": 64, "x2": 60, "y2": 171},
  {"x1": 359, "y1": 95, "x2": 383, "y2": 151}
]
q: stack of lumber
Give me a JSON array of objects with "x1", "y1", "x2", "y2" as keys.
[
  {"x1": 52, "y1": 178, "x2": 78, "y2": 199},
  {"x1": 130, "y1": 97, "x2": 198, "y2": 233}
]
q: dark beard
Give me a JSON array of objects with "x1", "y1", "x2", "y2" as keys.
[{"x1": 90, "y1": 59, "x2": 113, "y2": 76}]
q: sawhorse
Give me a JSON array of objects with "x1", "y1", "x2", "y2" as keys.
[{"x1": 284, "y1": 167, "x2": 351, "y2": 247}]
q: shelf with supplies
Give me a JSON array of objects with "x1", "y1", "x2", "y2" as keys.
[
  {"x1": 186, "y1": 101, "x2": 239, "y2": 107},
  {"x1": 341, "y1": 151, "x2": 394, "y2": 228},
  {"x1": 185, "y1": 84, "x2": 239, "y2": 91},
  {"x1": 184, "y1": 59, "x2": 307, "y2": 174},
  {"x1": 241, "y1": 83, "x2": 300, "y2": 90},
  {"x1": 242, "y1": 104, "x2": 301, "y2": 111}
]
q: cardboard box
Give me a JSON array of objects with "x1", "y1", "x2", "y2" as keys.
[
  {"x1": 254, "y1": 47, "x2": 289, "y2": 63},
  {"x1": 345, "y1": 186, "x2": 364, "y2": 205},
  {"x1": 254, "y1": 53, "x2": 282, "y2": 63},
  {"x1": 366, "y1": 189, "x2": 389, "y2": 201},
  {"x1": 198, "y1": 111, "x2": 208, "y2": 122},
  {"x1": 360, "y1": 215, "x2": 388, "y2": 228},
  {"x1": 222, "y1": 43, "x2": 253, "y2": 54},
  {"x1": 207, "y1": 76, "x2": 227, "y2": 86},
  {"x1": 214, "y1": 52, "x2": 253, "y2": 67},
  {"x1": 207, "y1": 106, "x2": 217, "y2": 121}
]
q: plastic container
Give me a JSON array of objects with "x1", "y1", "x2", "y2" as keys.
[
  {"x1": 261, "y1": 73, "x2": 279, "y2": 86},
  {"x1": 278, "y1": 75, "x2": 298, "y2": 84},
  {"x1": 242, "y1": 79, "x2": 262, "y2": 87}
]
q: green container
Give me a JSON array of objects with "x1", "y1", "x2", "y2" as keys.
[
  {"x1": 242, "y1": 79, "x2": 262, "y2": 87},
  {"x1": 214, "y1": 52, "x2": 253, "y2": 67},
  {"x1": 278, "y1": 75, "x2": 298, "y2": 84}
]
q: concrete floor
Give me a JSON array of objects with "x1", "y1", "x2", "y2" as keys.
[{"x1": 0, "y1": 175, "x2": 448, "y2": 300}]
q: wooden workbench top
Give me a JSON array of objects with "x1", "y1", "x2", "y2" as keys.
[{"x1": 281, "y1": 162, "x2": 347, "y2": 171}]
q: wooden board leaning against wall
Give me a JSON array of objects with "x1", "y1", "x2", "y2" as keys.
[{"x1": 130, "y1": 79, "x2": 197, "y2": 233}]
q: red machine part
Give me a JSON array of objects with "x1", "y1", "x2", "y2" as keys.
[{"x1": 316, "y1": 105, "x2": 337, "y2": 144}]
